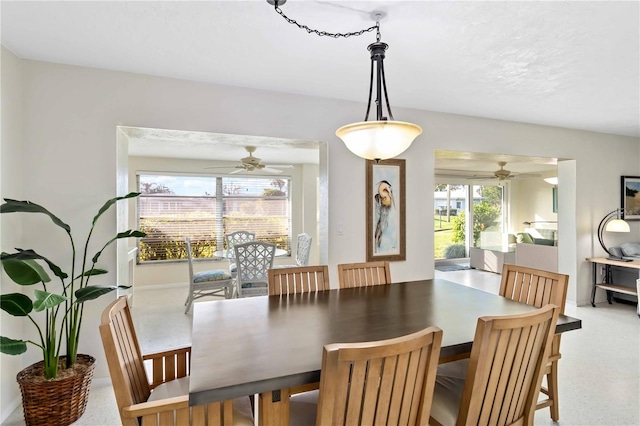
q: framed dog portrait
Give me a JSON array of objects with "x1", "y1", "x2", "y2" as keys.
[{"x1": 366, "y1": 159, "x2": 406, "y2": 262}]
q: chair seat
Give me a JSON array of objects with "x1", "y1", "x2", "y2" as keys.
[
  {"x1": 148, "y1": 376, "x2": 255, "y2": 426},
  {"x1": 289, "y1": 390, "x2": 319, "y2": 426},
  {"x1": 430, "y1": 359, "x2": 468, "y2": 426},
  {"x1": 193, "y1": 269, "x2": 233, "y2": 283}
]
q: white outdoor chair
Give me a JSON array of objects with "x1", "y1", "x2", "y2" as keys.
[
  {"x1": 234, "y1": 241, "x2": 276, "y2": 298},
  {"x1": 184, "y1": 237, "x2": 234, "y2": 314},
  {"x1": 275, "y1": 232, "x2": 312, "y2": 269},
  {"x1": 225, "y1": 231, "x2": 255, "y2": 279}
]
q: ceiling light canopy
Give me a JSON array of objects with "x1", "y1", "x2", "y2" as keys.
[{"x1": 268, "y1": 0, "x2": 422, "y2": 162}]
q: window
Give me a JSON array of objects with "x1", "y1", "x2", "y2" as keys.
[{"x1": 137, "y1": 174, "x2": 291, "y2": 262}]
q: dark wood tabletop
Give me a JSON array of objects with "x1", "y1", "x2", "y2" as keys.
[{"x1": 189, "y1": 278, "x2": 581, "y2": 406}]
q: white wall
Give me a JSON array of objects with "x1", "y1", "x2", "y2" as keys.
[
  {"x1": 1, "y1": 56, "x2": 639, "y2": 406},
  {"x1": 510, "y1": 177, "x2": 558, "y2": 233},
  {"x1": 0, "y1": 46, "x2": 27, "y2": 421}
]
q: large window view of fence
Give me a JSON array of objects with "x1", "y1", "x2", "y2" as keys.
[{"x1": 138, "y1": 174, "x2": 291, "y2": 262}]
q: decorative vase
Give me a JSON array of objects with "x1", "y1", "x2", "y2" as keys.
[{"x1": 16, "y1": 354, "x2": 95, "y2": 426}]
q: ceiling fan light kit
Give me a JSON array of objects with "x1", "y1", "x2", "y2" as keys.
[{"x1": 268, "y1": 0, "x2": 421, "y2": 162}]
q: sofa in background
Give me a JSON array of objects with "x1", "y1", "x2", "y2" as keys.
[{"x1": 513, "y1": 227, "x2": 558, "y2": 272}]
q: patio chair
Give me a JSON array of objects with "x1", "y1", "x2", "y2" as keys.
[
  {"x1": 184, "y1": 237, "x2": 234, "y2": 314},
  {"x1": 225, "y1": 231, "x2": 256, "y2": 281},
  {"x1": 275, "y1": 233, "x2": 313, "y2": 268},
  {"x1": 234, "y1": 241, "x2": 276, "y2": 298}
]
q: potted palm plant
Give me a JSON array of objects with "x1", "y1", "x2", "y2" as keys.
[{"x1": 0, "y1": 192, "x2": 145, "y2": 426}]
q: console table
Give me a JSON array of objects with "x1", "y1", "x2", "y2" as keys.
[
  {"x1": 586, "y1": 257, "x2": 640, "y2": 316},
  {"x1": 470, "y1": 247, "x2": 515, "y2": 273}
]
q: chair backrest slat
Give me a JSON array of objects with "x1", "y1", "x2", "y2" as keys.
[
  {"x1": 337, "y1": 261, "x2": 391, "y2": 289},
  {"x1": 268, "y1": 265, "x2": 330, "y2": 295},
  {"x1": 316, "y1": 326, "x2": 443, "y2": 426}
]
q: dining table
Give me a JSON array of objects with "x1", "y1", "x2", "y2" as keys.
[{"x1": 189, "y1": 278, "x2": 582, "y2": 426}]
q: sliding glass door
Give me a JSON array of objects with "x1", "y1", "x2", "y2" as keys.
[{"x1": 434, "y1": 183, "x2": 506, "y2": 260}]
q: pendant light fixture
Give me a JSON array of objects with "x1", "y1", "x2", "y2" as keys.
[{"x1": 268, "y1": 0, "x2": 422, "y2": 162}]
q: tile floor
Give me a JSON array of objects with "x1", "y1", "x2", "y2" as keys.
[{"x1": 3, "y1": 268, "x2": 639, "y2": 425}]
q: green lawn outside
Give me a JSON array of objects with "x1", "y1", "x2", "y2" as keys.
[{"x1": 434, "y1": 217, "x2": 456, "y2": 259}]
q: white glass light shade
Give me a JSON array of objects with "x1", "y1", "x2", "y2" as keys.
[
  {"x1": 605, "y1": 218, "x2": 630, "y2": 233},
  {"x1": 336, "y1": 120, "x2": 422, "y2": 161},
  {"x1": 544, "y1": 177, "x2": 558, "y2": 185}
]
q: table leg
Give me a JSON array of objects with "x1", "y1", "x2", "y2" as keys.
[
  {"x1": 258, "y1": 389, "x2": 290, "y2": 426},
  {"x1": 590, "y1": 262, "x2": 598, "y2": 307}
]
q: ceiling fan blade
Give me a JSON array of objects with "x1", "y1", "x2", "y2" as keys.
[
  {"x1": 229, "y1": 168, "x2": 246, "y2": 175},
  {"x1": 260, "y1": 167, "x2": 284, "y2": 174},
  {"x1": 264, "y1": 164, "x2": 294, "y2": 169},
  {"x1": 203, "y1": 165, "x2": 236, "y2": 170}
]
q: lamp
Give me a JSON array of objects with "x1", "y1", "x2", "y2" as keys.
[
  {"x1": 597, "y1": 208, "x2": 630, "y2": 260},
  {"x1": 268, "y1": 0, "x2": 422, "y2": 162},
  {"x1": 544, "y1": 177, "x2": 558, "y2": 185}
]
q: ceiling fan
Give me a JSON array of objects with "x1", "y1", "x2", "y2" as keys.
[
  {"x1": 204, "y1": 146, "x2": 294, "y2": 175},
  {"x1": 469, "y1": 161, "x2": 541, "y2": 181}
]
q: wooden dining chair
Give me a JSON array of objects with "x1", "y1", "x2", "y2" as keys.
[
  {"x1": 184, "y1": 237, "x2": 234, "y2": 314},
  {"x1": 337, "y1": 260, "x2": 391, "y2": 288},
  {"x1": 234, "y1": 241, "x2": 276, "y2": 297},
  {"x1": 499, "y1": 263, "x2": 569, "y2": 421},
  {"x1": 430, "y1": 304, "x2": 561, "y2": 426},
  {"x1": 267, "y1": 265, "x2": 331, "y2": 418},
  {"x1": 99, "y1": 296, "x2": 254, "y2": 426},
  {"x1": 430, "y1": 305, "x2": 560, "y2": 426},
  {"x1": 268, "y1": 265, "x2": 330, "y2": 295},
  {"x1": 313, "y1": 326, "x2": 443, "y2": 425}
]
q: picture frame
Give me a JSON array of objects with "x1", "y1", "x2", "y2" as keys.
[
  {"x1": 366, "y1": 159, "x2": 406, "y2": 262},
  {"x1": 621, "y1": 175, "x2": 640, "y2": 220}
]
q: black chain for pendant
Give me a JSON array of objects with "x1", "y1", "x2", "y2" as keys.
[{"x1": 273, "y1": 4, "x2": 379, "y2": 39}]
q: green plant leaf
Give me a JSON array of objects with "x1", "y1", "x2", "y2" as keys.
[
  {"x1": 91, "y1": 229, "x2": 147, "y2": 264},
  {"x1": 75, "y1": 285, "x2": 125, "y2": 303},
  {"x1": 32, "y1": 290, "x2": 67, "y2": 312},
  {"x1": 1, "y1": 249, "x2": 67, "y2": 280},
  {"x1": 1, "y1": 254, "x2": 50, "y2": 285},
  {"x1": 92, "y1": 192, "x2": 140, "y2": 226},
  {"x1": 0, "y1": 336, "x2": 27, "y2": 355},
  {"x1": 79, "y1": 268, "x2": 108, "y2": 278},
  {"x1": 1, "y1": 199, "x2": 71, "y2": 233},
  {"x1": 0, "y1": 293, "x2": 33, "y2": 316}
]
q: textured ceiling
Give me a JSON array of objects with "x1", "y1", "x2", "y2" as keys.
[{"x1": 2, "y1": 1, "x2": 638, "y2": 171}]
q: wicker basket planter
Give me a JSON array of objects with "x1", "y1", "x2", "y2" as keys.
[{"x1": 16, "y1": 354, "x2": 95, "y2": 426}]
